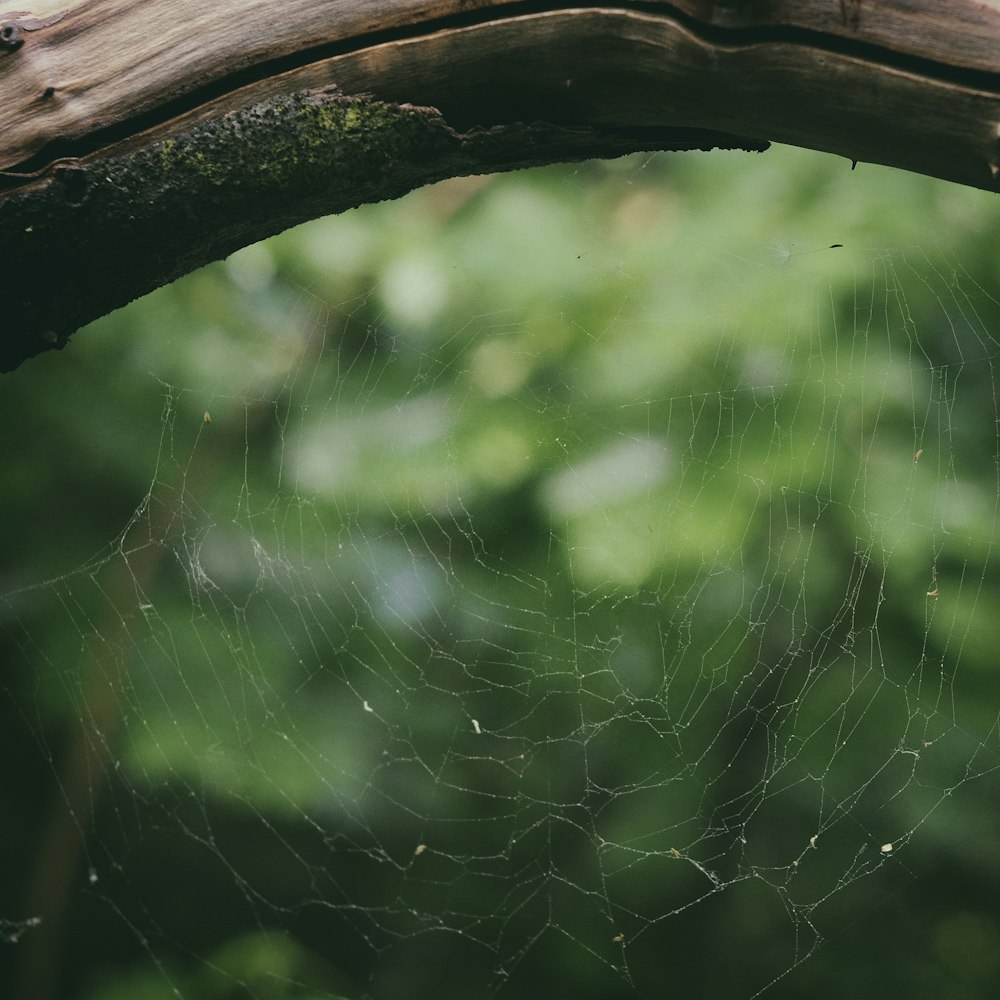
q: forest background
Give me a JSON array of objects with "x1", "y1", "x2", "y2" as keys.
[{"x1": 3, "y1": 143, "x2": 1000, "y2": 999}]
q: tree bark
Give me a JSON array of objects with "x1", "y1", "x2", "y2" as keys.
[{"x1": 2, "y1": 0, "x2": 999, "y2": 371}]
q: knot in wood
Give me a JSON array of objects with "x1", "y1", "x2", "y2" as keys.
[{"x1": 0, "y1": 22, "x2": 24, "y2": 52}]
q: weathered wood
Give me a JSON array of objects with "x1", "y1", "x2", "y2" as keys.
[{"x1": 2, "y1": 0, "x2": 999, "y2": 371}]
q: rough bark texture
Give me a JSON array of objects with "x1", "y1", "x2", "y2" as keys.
[
  {"x1": 2, "y1": 0, "x2": 999, "y2": 371},
  {"x1": 0, "y1": 89, "x2": 756, "y2": 372}
]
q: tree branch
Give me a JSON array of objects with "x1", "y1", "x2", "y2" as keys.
[{"x1": 2, "y1": 0, "x2": 999, "y2": 371}]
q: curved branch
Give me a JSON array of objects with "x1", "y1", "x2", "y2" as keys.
[{"x1": 2, "y1": 0, "x2": 999, "y2": 371}]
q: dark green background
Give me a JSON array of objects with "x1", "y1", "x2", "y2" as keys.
[{"x1": 3, "y1": 144, "x2": 1000, "y2": 999}]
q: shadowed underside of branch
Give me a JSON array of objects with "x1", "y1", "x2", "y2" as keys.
[{"x1": 2, "y1": 0, "x2": 999, "y2": 371}]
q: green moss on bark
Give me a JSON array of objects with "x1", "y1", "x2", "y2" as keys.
[{"x1": 0, "y1": 85, "x2": 761, "y2": 372}]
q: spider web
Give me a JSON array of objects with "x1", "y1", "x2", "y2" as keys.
[{"x1": 4, "y1": 146, "x2": 1000, "y2": 999}]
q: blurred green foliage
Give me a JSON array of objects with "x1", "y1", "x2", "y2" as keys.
[{"x1": 4, "y1": 144, "x2": 1000, "y2": 1000}]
